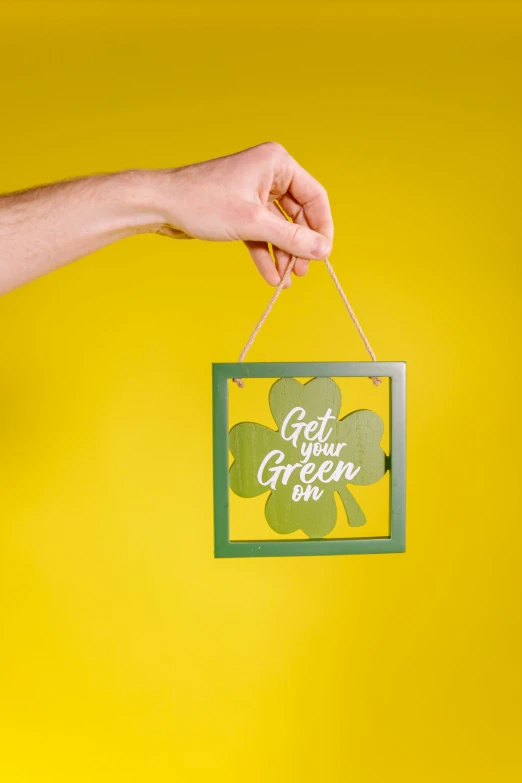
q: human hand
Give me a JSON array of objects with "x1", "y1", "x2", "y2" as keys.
[{"x1": 146, "y1": 142, "x2": 333, "y2": 286}]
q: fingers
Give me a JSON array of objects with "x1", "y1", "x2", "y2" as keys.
[
  {"x1": 269, "y1": 200, "x2": 310, "y2": 279},
  {"x1": 237, "y1": 142, "x2": 334, "y2": 288},
  {"x1": 278, "y1": 252, "x2": 308, "y2": 279},
  {"x1": 264, "y1": 203, "x2": 303, "y2": 287},
  {"x1": 247, "y1": 207, "x2": 331, "y2": 262},
  {"x1": 243, "y1": 239, "x2": 298, "y2": 290},
  {"x1": 244, "y1": 240, "x2": 281, "y2": 287},
  {"x1": 258, "y1": 142, "x2": 333, "y2": 248},
  {"x1": 282, "y1": 157, "x2": 334, "y2": 248}
]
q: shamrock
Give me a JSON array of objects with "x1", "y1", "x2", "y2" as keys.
[{"x1": 229, "y1": 377, "x2": 387, "y2": 539}]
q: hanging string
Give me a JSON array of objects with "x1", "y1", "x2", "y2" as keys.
[{"x1": 232, "y1": 256, "x2": 381, "y2": 388}]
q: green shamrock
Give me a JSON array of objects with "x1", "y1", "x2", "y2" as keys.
[{"x1": 229, "y1": 377, "x2": 387, "y2": 539}]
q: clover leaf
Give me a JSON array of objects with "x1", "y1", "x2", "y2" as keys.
[{"x1": 229, "y1": 377, "x2": 387, "y2": 539}]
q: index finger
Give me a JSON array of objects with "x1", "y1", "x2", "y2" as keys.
[{"x1": 285, "y1": 157, "x2": 334, "y2": 246}]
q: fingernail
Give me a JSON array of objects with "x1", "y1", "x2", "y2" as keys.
[{"x1": 311, "y1": 236, "x2": 330, "y2": 259}]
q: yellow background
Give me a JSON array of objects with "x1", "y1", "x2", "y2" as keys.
[{"x1": 1, "y1": 1, "x2": 521, "y2": 780}]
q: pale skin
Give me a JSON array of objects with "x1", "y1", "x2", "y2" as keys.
[{"x1": 0, "y1": 142, "x2": 333, "y2": 295}]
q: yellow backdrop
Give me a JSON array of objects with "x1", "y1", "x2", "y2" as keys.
[{"x1": 1, "y1": 1, "x2": 521, "y2": 781}]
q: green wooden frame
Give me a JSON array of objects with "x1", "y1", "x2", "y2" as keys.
[{"x1": 213, "y1": 362, "x2": 406, "y2": 558}]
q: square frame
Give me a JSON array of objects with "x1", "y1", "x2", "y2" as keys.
[{"x1": 213, "y1": 362, "x2": 406, "y2": 558}]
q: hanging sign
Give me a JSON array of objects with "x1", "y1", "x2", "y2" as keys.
[
  {"x1": 212, "y1": 258, "x2": 406, "y2": 559},
  {"x1": 213, "y1": 361, "x2": 406, "y2": 559}
]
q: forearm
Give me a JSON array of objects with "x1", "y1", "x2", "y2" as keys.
[{"x1": 0, "y1": 170, "x2": 162, "y2": 294}]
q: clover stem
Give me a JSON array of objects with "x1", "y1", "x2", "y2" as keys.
[{"x1": 336, "y1": 485, "x2": 366, "y2": 527}]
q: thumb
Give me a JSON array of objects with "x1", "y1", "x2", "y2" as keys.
[{"x1": 248, "y1": 207, "x2": 332, "y2": 260}]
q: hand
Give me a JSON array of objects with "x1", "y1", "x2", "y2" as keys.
[{"x1": 148, "y1": 142, "x2": 334, "y2": 286}]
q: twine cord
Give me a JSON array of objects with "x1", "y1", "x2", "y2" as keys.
[{"x1": 232, "y1": 256, "x2": 381, "y2": 388}]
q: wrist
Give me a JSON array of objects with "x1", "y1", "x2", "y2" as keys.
[{"x1": 103, "y1": 169, "x2": 169, "y2": 237}]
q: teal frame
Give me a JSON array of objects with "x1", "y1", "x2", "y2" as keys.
[{"x1": 212, "y1": 362, "x2": 406, "y2": 558}]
